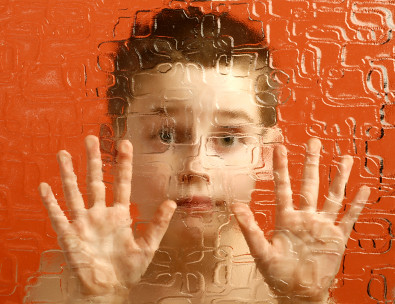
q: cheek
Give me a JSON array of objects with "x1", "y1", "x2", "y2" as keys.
[
  {"x1": 131, "y1": 156, "x2": 172, "y2": 220},
  {"x1": 224, "y1": 146, "x2": 274, "y2": 203},
  {"x1": 230, "y1": 172, "x2": 256, "y2": 202},
  {"x1": 212, "y1": 168, "x2": 256, "y2": 202}
]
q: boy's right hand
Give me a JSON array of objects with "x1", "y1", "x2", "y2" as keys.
[{"x1": 38, "y1": 135, "x2": 176, "y2": 299}]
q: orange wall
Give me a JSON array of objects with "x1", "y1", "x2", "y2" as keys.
[{"x1": 0, "y1": 0, "x2": 393, "y2": 303}]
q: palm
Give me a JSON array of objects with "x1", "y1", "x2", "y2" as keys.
[
  {"x1": 39, "y1": 136, "x2": 176, "y2": 297},
  {"x1": 58, "y1": 204, "x2": 145, "y2": 295},
  {"x1": 262, "y1": 209, "x2": 345, "y2": 299},
  {"x1": 232, "y1": 138, "x2": 370, "y2": 302}
]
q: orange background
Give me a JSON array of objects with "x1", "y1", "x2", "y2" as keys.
[{"x1": 0, "y1": 0, "x2": 394, "y2": 303}]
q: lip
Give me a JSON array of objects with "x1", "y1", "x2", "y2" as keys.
[{"x1": 175, "y1": 196, "x2": 213, "y2": 211}]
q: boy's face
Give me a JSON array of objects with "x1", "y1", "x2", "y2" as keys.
[{"x1": 125, "y1": 62, "x2": 275, "y2": 246}]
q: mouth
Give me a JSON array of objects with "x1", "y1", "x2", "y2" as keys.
[
  {"x1": 175, "y1": 196, "x2": 228, "y2": 212},
  {"x1": 175, "y1": 196, "x2": 214, "y2": 211}
]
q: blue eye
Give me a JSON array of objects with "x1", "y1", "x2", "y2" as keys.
[{"x1": 159, "y1": 128, "x2": 174, "y2": 144}]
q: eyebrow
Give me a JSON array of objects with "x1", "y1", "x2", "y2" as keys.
[
  {"x1": 215, "y1": 109, "x2": 255, "y2": 124},
  {"x1": 150, "y1": 106, "x2": 255, "y2": 124},
  {"x1": 151, "y1": 105, "x2": 182, "y2": 115}
]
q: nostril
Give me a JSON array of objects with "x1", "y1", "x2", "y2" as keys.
[
  {"x1": 179, "y1": 173, "x2": 210, "y2": 184},
  {"x1": 181, "y1": 174, "x2": 189, "y2": 183}
]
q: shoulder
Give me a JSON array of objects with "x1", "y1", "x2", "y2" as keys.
[{"x1": 24, "y1": 250, "x2": 69, "y2": 303}]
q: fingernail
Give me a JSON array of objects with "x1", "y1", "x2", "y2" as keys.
[
  {"x1": 341, "y1": 157, "x2": 353, "y2": 173},
  {"x1": 232, "y1": 204, "x2": 252, "y2": 220},
  {"x1": 232, "y1": 205, "x2": 246, "y2": 214},
  {"x1": 165, "y1": 201, "x2": 177, "y2": 220},
  {"x1": 85, "y1": 136, "x2": 96, "y2": 150},
  {"x1": 361, "y1": 185, "x2": 371, "y2": 193},
  {"x1": 236, "y1": 212, "x2": 252, "y2": 225},
  {"x1": 86, "y1": 137, "x2": 100, "y2": 158},
  {"x1": 360, "y1": 185, "x2": 371, "y2": 197},
  {"x1": 38, "y1": 183, "x2": 48, "y2": 197},
  {"x1": 306, "y1": 138, "x2": 321, "y2": 154},
  {"x1": 341, "y1": 155, "x2": 353, "y2": 163},
  {"x1": 168, "y1": 200, "x2": 177, "y2": 210},
  {"x1": 118, "y1": 141, "x2": 131, "y2": 154},
  {"x1": 231, "y1": 202, "x2": 247, "y2": 212},
  {"x1": 60, "y1": 154, "x2": 72, "y2": 170}
]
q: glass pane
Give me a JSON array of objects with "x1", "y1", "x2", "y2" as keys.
[{"x1": 0, "y1": 1, "x2": 392, "y2": 303}]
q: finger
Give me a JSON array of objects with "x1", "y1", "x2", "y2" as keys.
[
  {"x1": 299, "y1": 138, "x2": 321, "y2": 211},
  {"x1": 39, "y1": 183, "x2": 70, "y2": 235},
  {"x1": 57, "y1": 150, "x2": 86, "y2": 219},
  {"x1": 231, "y1": 203, "x2": 272, "y2": 261},
  {"x1": 322, "y1": 156, "x2": 353, "y2": 221},
  {"x1": 85, "y1": 136, "x2": 105, "y2": 208},
  {"x1": 273, "y1": 145, "x2": 293, "y2": 216},
  {"x1": 113, "y1": 140, "x2": 133, "y2": 206},
  {"x1": 339, "y1": 186, "x2": 370, "y2": 241},
  {"x1": 136, "y1": 200, "x2": 177, "y2": 251}
]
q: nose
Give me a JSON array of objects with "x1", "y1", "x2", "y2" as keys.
[
  {"x1": 176, "y1": 138, "x2": 210, "y2": 184},
  {"x1": 178, "y1": 171, "x2": 210, "y2": 183}
]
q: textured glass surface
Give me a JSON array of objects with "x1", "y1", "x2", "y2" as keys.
[{"x1": 0, "y1": 1, "x2": 393, "y2": 303}]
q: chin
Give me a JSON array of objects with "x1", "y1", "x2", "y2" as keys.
[{"x1": 159, "y1": 210, "x2": 232, "y2": 250}]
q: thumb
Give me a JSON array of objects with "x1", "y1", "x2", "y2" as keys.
[
  {"x1": 136, "y1": 200, "x2": 177, "y2": 250},
  {"x1": 231, "y1": 203, "x2": 271, "y2": 261}
]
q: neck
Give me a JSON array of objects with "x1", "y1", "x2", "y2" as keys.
[{"x1": 129, "y1": 217, "x2": 274, "y2": 303}]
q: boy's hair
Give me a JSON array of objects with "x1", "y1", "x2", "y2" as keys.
[{"x1": 104, "y1": 7, "x2": 277, "y2": 143}]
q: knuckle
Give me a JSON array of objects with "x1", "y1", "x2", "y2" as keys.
[
  {"x1": 326, "y1": 191, "x2": 342, "y2": 203},
  {"x1": 89, "y1": 180, "x2": 104, "y2": 191},
  {"x1": 301, "y1": 176, "x2": 319, "y2": 186},
  {"x1": 66, "y1": 187, "x2": 82, "y2": 199},
  {"x1": 153, "y1": 214, "x2": 169, "y2": 229},
  {"x1": 300, "y1": 192, "x2": 314, "y2": 204},
  {"x1": 276, "y1": 187, "x2": 292, "y2": 198}
]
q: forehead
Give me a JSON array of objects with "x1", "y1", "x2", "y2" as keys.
[
  {"x1": 128, "y1": 62, "x2": 261, "y2": 123},
  {"x1": 132, "y1": 63, "x2": 254, "y2": 94}
]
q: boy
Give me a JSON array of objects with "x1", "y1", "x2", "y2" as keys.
[{"x1": 34, "y1": 7, "x2": 370, "y2": 304}]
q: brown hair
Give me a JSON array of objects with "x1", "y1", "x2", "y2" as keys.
[{"x1": 101, "y1": 7, "x2": 278, "y2": 154}]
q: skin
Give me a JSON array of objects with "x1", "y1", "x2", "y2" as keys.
[
  {"x1": 38, "y1": 138, "x2": 177, "y2": 301},
  {"x1": 231, "y1": 140, "x2": 370, "y2": 303},
  {"x1": 125, "y1": 63, "x2": 267, "y2": 250},
  {"x1": 38, "y1": 63, "x2": 370, "y2": 303}
]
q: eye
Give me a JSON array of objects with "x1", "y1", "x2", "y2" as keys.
[
  {"x1": 159, "y1": 128, "x2": 174, "y2": 144},
  {"x1": 209, "y1": 134, "x2": 242, "y2": 151},
  {"x1": 219, "y1": 136, "x2": 235, "y2": 146}
]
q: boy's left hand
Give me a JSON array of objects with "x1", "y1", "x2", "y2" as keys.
[{"x1": 231, "y1": 138, "x2": 370, "y2": 303}]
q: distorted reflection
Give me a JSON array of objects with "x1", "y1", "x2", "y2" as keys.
[{"x1": 25, "y1": 6, "x2": 371, "y2": 304}]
